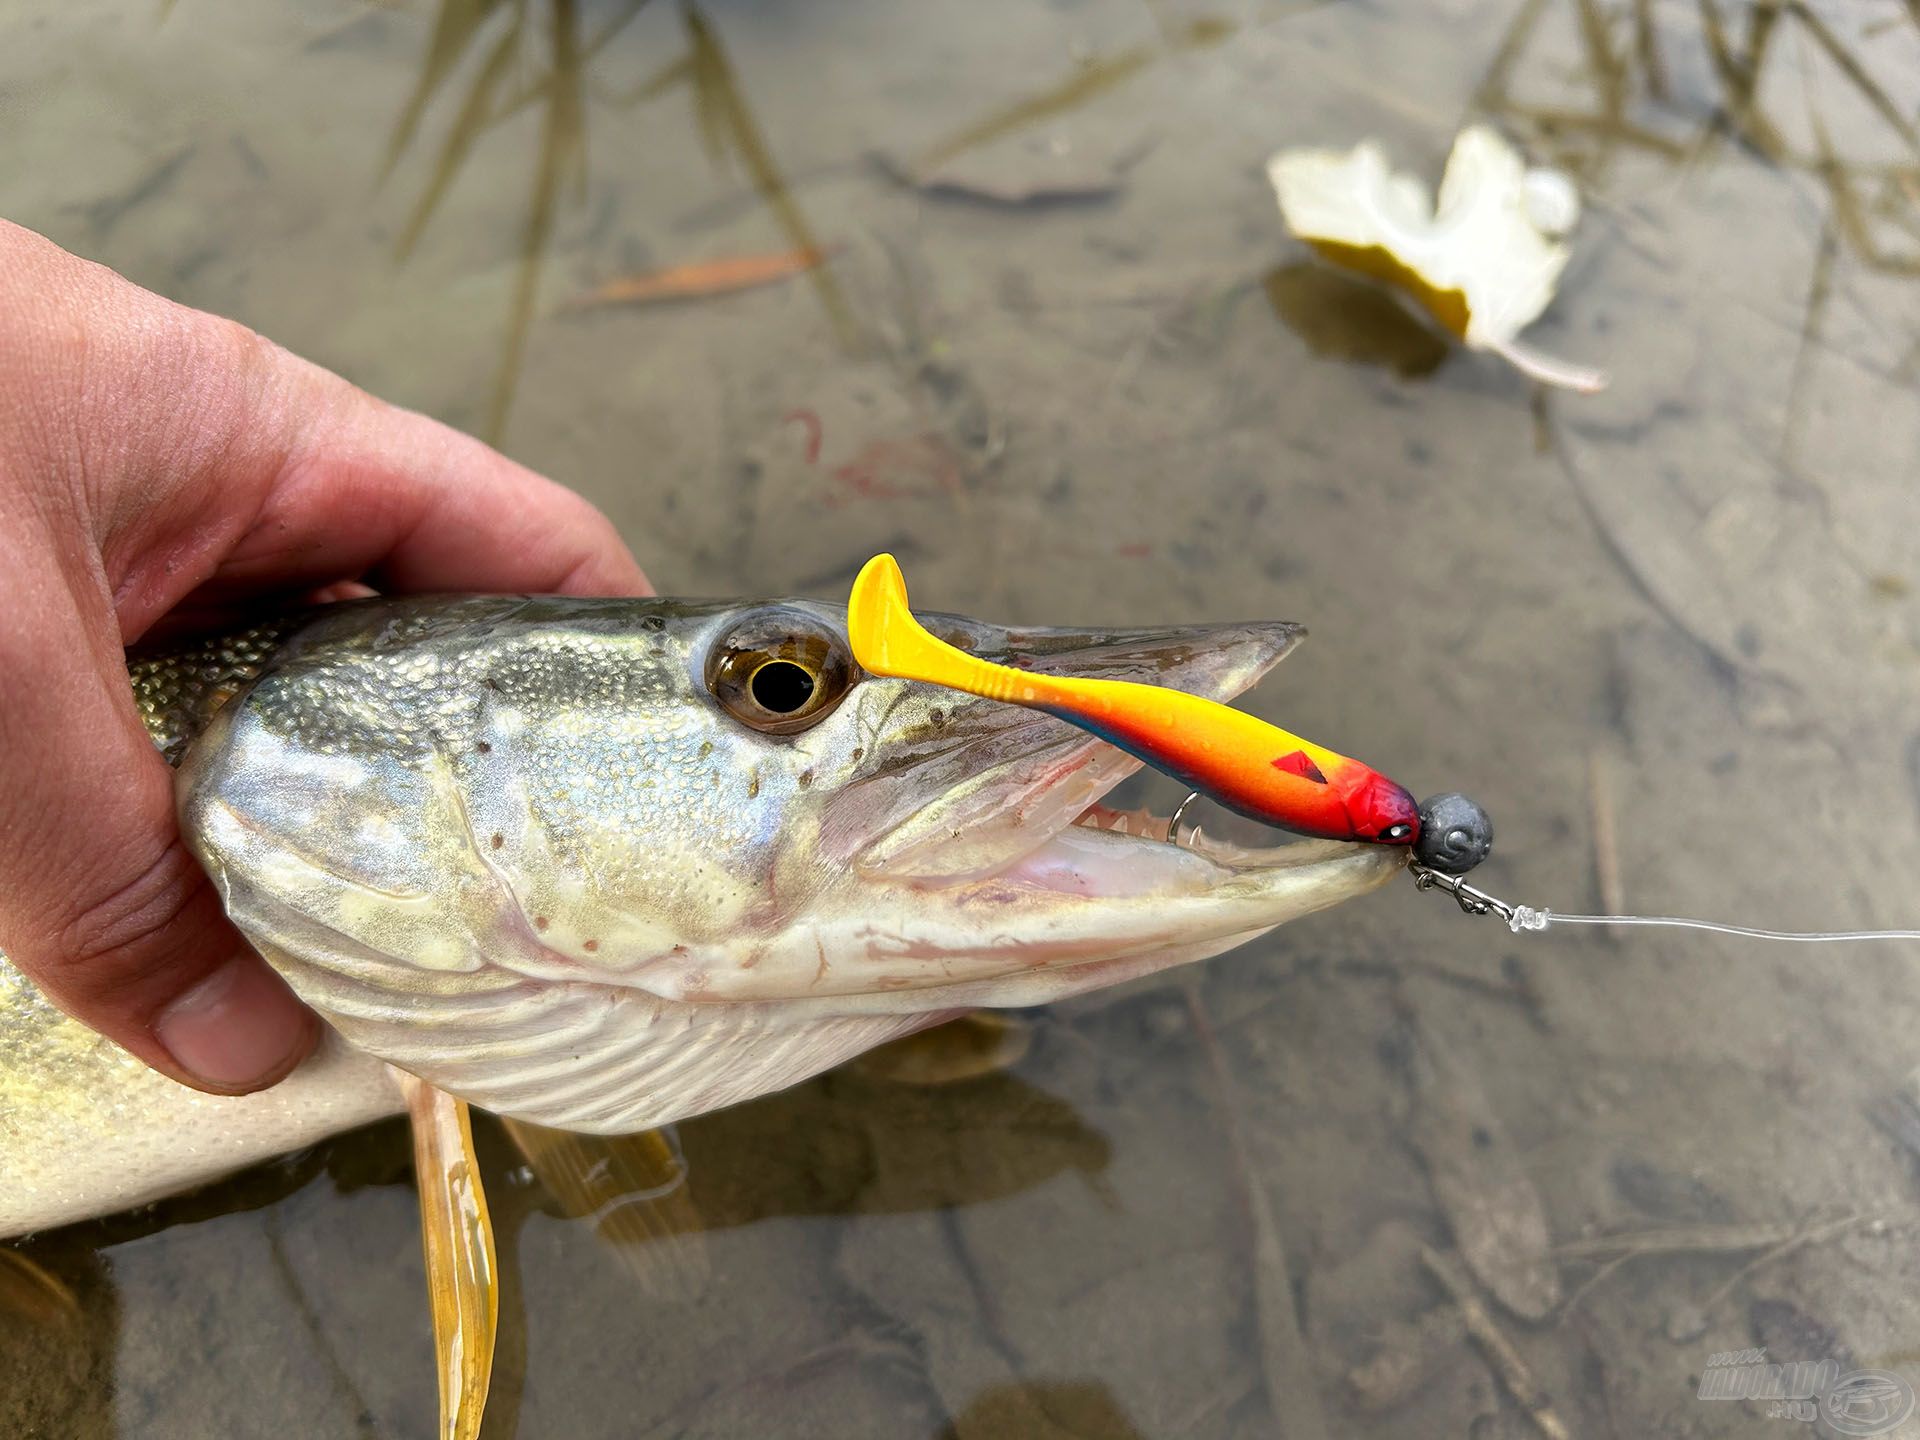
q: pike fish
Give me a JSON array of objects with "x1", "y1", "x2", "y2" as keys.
[{"x1": 3, "y1": 592, "x2": 1402, "y2": 1231}]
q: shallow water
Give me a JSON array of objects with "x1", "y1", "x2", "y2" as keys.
[{"x1": 4, "y1": 0, "x2": 1920, "y2": 1435}]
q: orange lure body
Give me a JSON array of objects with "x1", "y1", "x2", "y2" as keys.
[{"x1": 847, "y1": 555, "x2": 1421, "y2": 846}]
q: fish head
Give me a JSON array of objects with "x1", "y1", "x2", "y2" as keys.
[{"x1": 179, "y1": 595, "x2": 1403, "y2": 1131}]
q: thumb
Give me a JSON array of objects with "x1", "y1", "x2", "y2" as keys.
[{"x1": 0, "y1": 546, "x2": 316, "y2": 1093}]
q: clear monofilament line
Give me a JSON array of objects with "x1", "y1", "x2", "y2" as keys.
[{"x1": 1507, "y1": 907, "x2": 1920, "y2": 943}]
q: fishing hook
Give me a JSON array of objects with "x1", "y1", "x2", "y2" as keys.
[{"x1": 1168, "y1": 790, "x2": 1202, "y2": 842}]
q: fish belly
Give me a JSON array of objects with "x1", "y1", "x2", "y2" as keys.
[{"x1": 0, "y1": 954, "x2": 402, "y2": 1238}]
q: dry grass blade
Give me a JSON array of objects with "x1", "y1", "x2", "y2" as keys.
[
  {"x1": 1586, "y1": 749, "x2": 1625, "y2": 934},
  {"x1": 915, "y1": 17, "x2": 1228, "y2": 176},
  {"x1": 1787, "y1": 0, "x2": 1920, "y2": 158},
  {"x1": 75, "y1": 144, "x2": 194, "y2": 237},
  {"x1": 607, "y1": 50, "x2": 693, "y2": 110},
  {"x1": 1731, "y1": 0, "x2": 1785, "y2": 139},
  {"x1": 1696, "y1": 1221, "x2": 1849, "y2": 1316},
  {"x1": 494, "y1": 0, "x2": 655, "y2": 118},
  {"x1": 383, "y1": 0, "x2": 513, "y2": 183},
  {"x1": 1477, "y1": 0, "x2": 1549, "y2": 110},
  {"x1": 485, "y1": 0, "x2": 583, "y2": 441},
  {"x1": 1184, "y1": 985, "x2": 1331, "y2": 1440},
  {"x1": 1696, "y1": 0, "x2": 1742, "y2": 95},
  {"x1": 1551, "y1": 1213, "x2": 1882, "y2": 1260},
  {"x1": 1782, "y1": 212, "x2": 1837, "y2": 457},
  {"x1": 1421, "y1": 1247, "x2": 1574, "y2": 1440},
  {"x1": 1558, "y1": 1214, "x2": 1886, "y2": 1317},
  {"x1": 1743, "y1": 0, "x2": 1785, "y2": 78},
  {"x1": 580, "y1": 0, "x2": 652, "y2": 59},
  {"x1": 1541, "y1": 394, "x2": 1752, "y2": 682},
  {"x1": 679, "y1": 2, "x2": 862, "y2": 350},
  {"x1": 1504, "y1": 107, "x2": 1689, "y2": 159},
  {"x1": 1572, "y1": 0, "x2": 1627, "y2": 129},
  {"x1": 1399, "y1": 992, "x2": 1562, "y2": 1320},
  {"x1": 686, "y1": 10, "x2": 731, "y2": 168},
  {"x1": 917, "y1": 48, "x2": 1154, "y2": 176},
  {"x1": 1809, "y1": 108, "x2": 1920, "y2": 276},
  {"x1": 1632, "y1": 0, "x2": 1668, "y2": 99},
  {"x1": 1553, "y1": 1222, "x2": 1784, "y2": 1259},
  {"x1": 396, "y1": 2, "x2": 528, "y2": 260},
  {"x1": 1696, "y1": 0, "x2": 1788, "y2": 159}
]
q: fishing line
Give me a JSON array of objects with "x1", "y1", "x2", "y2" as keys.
[
  {"x1": 1408, "y1": 861, "x2": 1920, "y2": 945},
  {"x1": 1509, "y1": 912, "x2": 1920, "y2": 943}
]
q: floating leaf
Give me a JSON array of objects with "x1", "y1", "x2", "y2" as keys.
[{"x1": 1267, "y1": 126, "x2": 1607, "y2": 392}]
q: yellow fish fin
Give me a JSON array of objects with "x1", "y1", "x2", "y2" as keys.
[
  {"x1": 399, "y1": 1073, "x2": 498, "y2": 1440},
  {"x1": 0, "y1": 1247, "x2": 79, "y2": 1331}
]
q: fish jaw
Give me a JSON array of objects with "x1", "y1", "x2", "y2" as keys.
[
  {"x1": 716, "y1": 835, "x2": 1403, "y2": 1007},
  {"x1": 176, "y1": 596, "x2": 1397, "y2": 1132}
]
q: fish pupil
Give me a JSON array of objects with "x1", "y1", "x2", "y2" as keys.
[{"x1": 751, "y1": 660, "x2": 816, "y2": 714}]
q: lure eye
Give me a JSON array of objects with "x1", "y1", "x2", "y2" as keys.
[
  {"x1": 1380, "y1": 822, "x2": 1415, "y2": 843},
  {"x1": 706, "y1": 608, "x2": 856, "y2": 734}
]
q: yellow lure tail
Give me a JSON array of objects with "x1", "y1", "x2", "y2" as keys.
[
  {"x1": 846, "y1": 553, "x2": 1422, "y2": 846},
  {"x1": 848, "y1": 553, "x2": 1033, "y2": 704}
]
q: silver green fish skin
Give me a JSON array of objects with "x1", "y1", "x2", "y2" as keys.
[
  {"x1": 4, "y1": 595, "x2": 1401, "y2": 1232},
  {"x1": 0, "y1": 971, "x2": 401, "y2": 1237}
]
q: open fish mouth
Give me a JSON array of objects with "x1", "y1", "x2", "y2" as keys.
[
  {"x1": 834, "y1": 615, "x2": 1316, "y2": 883},
  {"x1": 698, "y1": 609, "x2": 1409, "y2": 1009}
]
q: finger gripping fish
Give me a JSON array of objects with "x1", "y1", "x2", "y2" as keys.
[{"x1": 848, "y1": 554, "x2": 1422, "y2": 846}]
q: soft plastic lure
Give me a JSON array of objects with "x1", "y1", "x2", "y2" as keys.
[{"x1": 847, "y1": 554, "x2": 1422, "y2": 846}]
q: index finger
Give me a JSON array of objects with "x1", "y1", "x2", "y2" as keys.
[{"x1": 131, "y1": 340, "x2": 651, "y2": 632}]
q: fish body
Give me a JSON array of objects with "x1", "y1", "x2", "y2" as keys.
[{"x1": 3, "y1": 594, "x2": 1402, "y2": 1235}]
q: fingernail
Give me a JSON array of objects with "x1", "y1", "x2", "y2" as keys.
[{"x1": 155, "y1": 956, "x2": 315, "y2": 1091}]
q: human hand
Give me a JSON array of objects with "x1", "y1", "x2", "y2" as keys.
[{"x1": 0, "y1": 220, "x2": 649, "y2": 1094}]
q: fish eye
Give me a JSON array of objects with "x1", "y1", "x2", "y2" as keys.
[
  {"x1": 705, "y1": 609, "x2": 855, "y2": 734},
  {"x1": 748, "y1": 660, "x2": 816, "y2": 714}
]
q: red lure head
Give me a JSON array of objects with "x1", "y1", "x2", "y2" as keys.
[{"x1": 1339, "y1": 769, "x2": 1421, "y2": 844}]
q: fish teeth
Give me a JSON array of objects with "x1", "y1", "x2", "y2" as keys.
[{"x1": 1071, "y1": 803, "x2": 1176, "y2": 842}]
